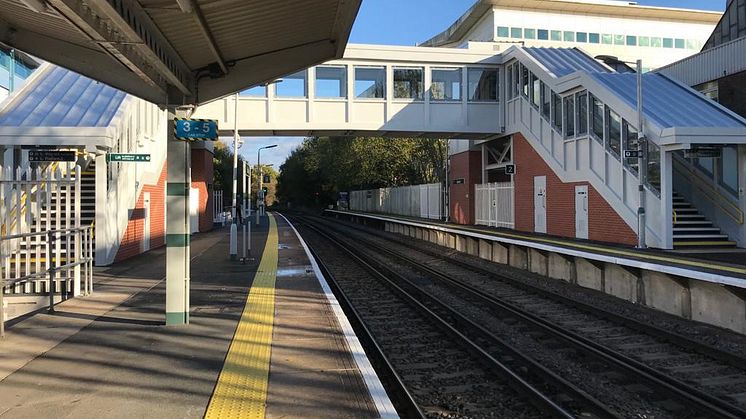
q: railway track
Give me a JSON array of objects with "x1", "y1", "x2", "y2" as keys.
[
  {"x1": 295, "y1": 218, "x2": 599, "y2": 418},
  {"x1": 294, "y1": 214, "x2": 746, "y2": 419}
]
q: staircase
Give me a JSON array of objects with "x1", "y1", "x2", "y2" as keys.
[
  {"x1": 672, "y1": 192, "x2": 737, "y2": 249},
  {"x1": 3, "y1": 161, "x2": 95, "y2": 299}
]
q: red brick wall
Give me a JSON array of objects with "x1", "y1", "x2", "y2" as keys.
[
  {"x1": 513, "y1": 133, "x2": 637, "y2": 246},
  {"x1": 114, "y1": 162, "x2": 166, "y2": 262},
  {"x1": 191, "y1": 149, "x2": 214, "y2": 232},
  {"x1": 449, "y1": 150, "x2": 482, "y2": 225}
]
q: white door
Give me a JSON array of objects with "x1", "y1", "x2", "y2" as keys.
[
  {"x1": 575, "y1": 185, "x2": 589, "y2": 239},
  {"x1": 190, "y1": 188, "x2": 200, "y2": 234},
  {"x1": 534, "y1": 176, "x2": 547, "y2": 233},
  {"x1": 142, "y1": 192, "x2": 151, "y2": 252}
]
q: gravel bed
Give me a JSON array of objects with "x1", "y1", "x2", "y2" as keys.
[
  {"x1": 297, "y1": 223, "x2": 543, "y2": 419},
  {"x1": 314, "y1": 216, "x2": 746, "y2": 414}
]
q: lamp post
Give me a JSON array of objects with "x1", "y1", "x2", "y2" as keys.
[
  {"x1": 594, "y1": 55, "x2": 647, "y2": 248},
  {"x1": 256, "y1": 144, "x2": 277, "y2": 225}
]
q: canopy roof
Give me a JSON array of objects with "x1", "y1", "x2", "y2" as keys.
[
  {"x1": 524, "y1": 47, "x2": 610, "y2": 78},
  {"x1": 0, "y1": 0, "x2": 361, "y2": 105},
  {"x1": 0, "y1": 64, "x2": 125, "y2": 127}
]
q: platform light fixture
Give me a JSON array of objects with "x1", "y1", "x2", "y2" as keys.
[{"x1": 256, "y1": 144, "x2": 278, "y2": 224}]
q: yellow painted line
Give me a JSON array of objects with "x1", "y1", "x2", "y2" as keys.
[
  {"x1": 349, "y1": 211, "x2": 746, "y2": 276},
  {"x1": 205, "y1": 214, "x2": 278, "y2": 419}
]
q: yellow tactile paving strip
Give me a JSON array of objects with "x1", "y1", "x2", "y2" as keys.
[{"x1": 205, "y1": 214, "x2": 278, "y2": 419}]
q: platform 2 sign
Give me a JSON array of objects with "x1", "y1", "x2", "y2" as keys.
[
  {"x1": 174, "y1": 118, "x2": 218, "y2": 141},
  {"x1": 107, "y1": 153, "x2": 151, "y2": 163},
  {"x1": 505, "y1": 164, "x2": 516, "y2": 175},
  {"x1": 29, "y1": 150, "x2": 76, "y2": 162}
]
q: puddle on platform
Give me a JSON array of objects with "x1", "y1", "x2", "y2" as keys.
[{"x1": 276, "y1": 265, "x2": 314, "y2": 277}]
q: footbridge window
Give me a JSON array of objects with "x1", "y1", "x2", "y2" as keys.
[
  {"x1": 552, "y1": 92, "x2": 562, "y2": 131},
  {"x1": 540, "y1": 82, "x2": 551, "y2": 119},
  {"x1": 606, "y1": 107, "x2": 622, "y2": 158},
  {"x1": 624, "y1": 122, "x2": 639, "y2": 174},
  {"x1": 275, "y1": 70, "x2": 307, "y2": 98},
  {"x1": 393, "y1": 67, "x2": 424, "y2": 100},
  {"x1": 316, "y1": 66, "x2": 347, "y2": 99},
  {"x1": 590, "y1": 94, "x2": 604, "y2": 142},
  {"x1": 531, "y1": 73, "x2": 540, "y2": 108},
  {"x1": 564, "y1": 95, "x2": 575, "y2": 138},
  {"x1": 431, "y1": 68, "x2": 462, "y2": 101},
  {"x1": 521, "y1": 64, "x2": 529, "y2": 97},
  {"x1": 240, "y1": 85, "x2": 266, "y2": 97},
  {"x1": 576, "y1": 91, "x2": 588, "y2": 136},
  {"x1": 512, "y1": 63, "x2": 520, "y2": 98},
  {"x1": 647, "y1": 142, "x2": 661, "y2": 192},
  {"x1": 467, "y1": 68, "x2": 498, "y2": 101},
  {"x1": 355, "y1": 66, "x2": 386, "y2": 99}
]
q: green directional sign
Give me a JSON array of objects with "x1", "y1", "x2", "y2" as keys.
[{"x1": 107, "y1": 153, "x2": 151, "y2": 163}]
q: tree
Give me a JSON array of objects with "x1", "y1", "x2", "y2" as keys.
[{"x1": 276, "y1": 136, "x2": 447, "y2": 209}]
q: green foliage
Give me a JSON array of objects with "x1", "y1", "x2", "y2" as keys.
[{"x1": 277, "y1": 137, "x2": 446, "y2": 208}]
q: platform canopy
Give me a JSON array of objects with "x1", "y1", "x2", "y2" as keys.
[{"x1": 0, "y1": 0, "x2": 361, "y2": 106}]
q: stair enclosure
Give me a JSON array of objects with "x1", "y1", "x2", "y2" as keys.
[
  {"x1": 475, "y1": 47, "x2": 745, "y2": 249},
  {"x1": 0, "y1": 161, "x2": 94, "y2": 336}
]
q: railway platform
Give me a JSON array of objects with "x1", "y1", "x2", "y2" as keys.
[
  {"x1": 0, "y1": 214, "x2": 394, "y2": 419},
  {"x1": 326, "y1": 209, "x2": 746, "y2": 334}
]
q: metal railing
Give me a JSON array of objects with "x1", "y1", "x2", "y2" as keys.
[
  {"x1": 0, "y1": 226, "x2": 94, "y2": 338},
  {"x1": 672, "y1": 157, "x2": 744, "y2": 225}
]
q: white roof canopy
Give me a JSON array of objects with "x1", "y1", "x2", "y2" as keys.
[{"x1": 0, "y1": 0, "x2": 361, "y2": 106}]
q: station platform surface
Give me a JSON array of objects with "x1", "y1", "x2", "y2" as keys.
[
  {"x1": 327, "y1": 209, "x2": 746, "y2": 284},
  {"x1": 0, "y1": 214, "x2": 392, "y2": 418}
]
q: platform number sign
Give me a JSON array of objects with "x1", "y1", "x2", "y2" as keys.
[
  {"x1": 174, "y1": 118, "x2": 218, "y2": 141},
  {"x1": 505, "y1": 164, "x2": 516, "y2": 175}
]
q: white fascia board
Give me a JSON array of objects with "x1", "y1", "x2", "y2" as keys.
[
  {"x1": 658, "y1": 127, "x2": 746, "y2": 145},
  {"x1": 339, "y1": 43, "x2": 501, "y2": 66},
  {"x1": 0, "y1": 127, "x2": 114, "y2": 148}
]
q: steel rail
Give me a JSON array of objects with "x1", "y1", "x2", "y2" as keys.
[
  {"x1": 305, "y1": 244, "x2": 426, "y2": 419},
  {"x1": 298, "y1": 218, "x2": 592, "y2": 419},
  {"x1": 320, "y1": 218, "x2": 746, "y2": 419},
  {"x1": 324, "y1": 214, "x2": 746, "y2": 370}
]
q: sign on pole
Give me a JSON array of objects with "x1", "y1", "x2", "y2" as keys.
[
  {"x1": 624, "y1": 150, "x2": 640, "y2": 159},
  {"x1": 107, "y1": 153, "x2": 151, "y2": 163},
  {"x1": 29, "y1": 150, "x2": 76, "y2": 162},
  {"x1": 505, "y1": 164, "x2": 516, "y2": 175},
  {"x1": 174, "y1": 118, "x2": 218, "y2": 141}
]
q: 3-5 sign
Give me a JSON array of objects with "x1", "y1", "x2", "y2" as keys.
[{"x1": 174, "y1": 118, "x2": 218, "y2": 141}]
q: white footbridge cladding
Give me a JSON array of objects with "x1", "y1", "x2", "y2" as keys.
[
  {"x1": 195, "y1": 43, "x2": 746, "y2": 249},
  {"x1": 193, "y1": 44, "x2": 502, "y2": 140}
]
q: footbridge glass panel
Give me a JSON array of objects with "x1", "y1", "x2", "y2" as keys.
[{"x1": 193, "y1": 45, "x2": 502, "y2": 139}]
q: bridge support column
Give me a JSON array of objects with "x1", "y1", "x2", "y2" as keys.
[{"x1": 166, "y1": 108, "x2": 191, "y2": 325}]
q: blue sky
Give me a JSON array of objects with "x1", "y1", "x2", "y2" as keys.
[{"x1": 236, "y1": 0, "x2": 726, "y2": 168}]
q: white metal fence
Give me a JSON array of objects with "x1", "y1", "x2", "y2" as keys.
[
  {"x1": 0, "y1": 163, "x2": 94, "y2": 336},
  {"x1": 349, "y1": 183, "x2": 443, "y2": 220},
  {"x1": 475, "y1": 182, "x2": 514, "y2": 228},
  {"x1": 213, "y1": 190, "x2": 226, "y2": 225}
]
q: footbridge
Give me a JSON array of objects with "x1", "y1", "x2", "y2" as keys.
[
  {"x1": 195, "y1": 43, "x2": 746, "y2": 250},
  {"x1": 192, "y1": 44, "x2": 502, "y2": 140}
]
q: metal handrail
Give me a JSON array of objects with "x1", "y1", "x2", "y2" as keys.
[
  {"x1": 1, "y1": 225, "x2": 94, "y2": 338},
  {"x1": 0, "y1": 161, "x2": 64, "y2": 235},
  {"x1": 672, "y1": 160, "x2": 744, "y2": 225}
]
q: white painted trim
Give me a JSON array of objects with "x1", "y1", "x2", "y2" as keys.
[
  {"x1": 277, "y1": 213, "x2": 399, "y2": 419},
  {"x1": 328, "y1": 210, "x2": 746, "y2": 289}
]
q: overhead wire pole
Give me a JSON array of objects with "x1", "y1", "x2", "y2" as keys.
[
  {"x1": 229, "y1": 93, "x2": 239, "y2": 260},
  {"x1": 636, "y1": 59, "x2": 647, "y2": 249}
]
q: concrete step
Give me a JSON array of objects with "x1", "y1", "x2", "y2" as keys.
[{"x1": 673, "y1": 241, "x2": 738, "y2": 248}]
